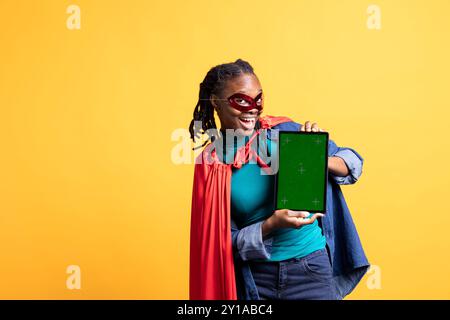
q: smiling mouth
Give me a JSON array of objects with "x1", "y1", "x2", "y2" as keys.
[
  {"x1": 239, "y1": 117, "x2": 256, "y2": 124},
  {"x1": 238, "y1": 116, "x2": 257, "y2": 130}
]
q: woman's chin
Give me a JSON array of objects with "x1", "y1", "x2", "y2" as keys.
[
  {"x1": 236, "y1": 118, "x2": 259, "y2": 135},
  {"x1": 234, "y1": 126, "x2": 255, "y2": 136}
]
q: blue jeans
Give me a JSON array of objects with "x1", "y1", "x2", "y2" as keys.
[{"x1": 248, "y1": 248, "x2": 338, "y2": 300}]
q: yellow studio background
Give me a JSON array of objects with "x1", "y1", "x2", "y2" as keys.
[{"x1": 0, "y1": 0, "x2": 449, "y2": 299}]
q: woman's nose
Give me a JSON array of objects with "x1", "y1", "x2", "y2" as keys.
[{"x1": 242, "y1": 109, "x2": 259, "y2": 115}]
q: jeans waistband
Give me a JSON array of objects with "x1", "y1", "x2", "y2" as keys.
[{"x1": 249, "y1": 248, "x2": 328, "y2": 265}]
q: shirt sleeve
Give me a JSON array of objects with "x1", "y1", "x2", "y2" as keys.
[
  {"x1": 231, "y1": 219, "x2": 273, "y2": 261},
  {"x1": 330, "y1": 146, "x2": 364, "y2": 185}
]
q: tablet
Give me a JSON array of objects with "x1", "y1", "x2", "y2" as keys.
[{"x1": 274, "y1": 131, "x2": 329, "y2": 212}]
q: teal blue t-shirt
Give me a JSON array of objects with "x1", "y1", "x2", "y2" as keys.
[{"x1": 224, "y1": 131, "x2": 326, "y2": 262}]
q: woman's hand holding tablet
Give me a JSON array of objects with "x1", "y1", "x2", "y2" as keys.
[{"x1": 261, "y1": 209, "x2": 325, "y2": 236}]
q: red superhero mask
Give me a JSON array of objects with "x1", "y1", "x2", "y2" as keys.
[{"x1": 226, "y1": 92, "x2": 264, "y2": 112}]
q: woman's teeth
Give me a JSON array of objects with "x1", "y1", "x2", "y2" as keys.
[{"x1": 239, "y1": 117, "x2": 255, "y2": 123}]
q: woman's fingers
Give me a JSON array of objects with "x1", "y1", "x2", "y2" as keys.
[
  {"x1": 300, "y1": 121, "x2": 322, "y2": 132},
  {"x1": 311, "y1": 123, "x2": 319, "y2": 132},
  {"x1": 295, "y1": 213, "x2": 324, "y2": 227},
  {"x1": 300, "y1": 123, "x2": 305, "y2": 131},
  {"x1": 275, "y1": 209, "x2": 325, "y2": 229},
  {"x1": 287, "y1": 210, "x2": 310, "y2": 218},
  {"x1": 305, "y1": 121, "x2": 311, "y2": 131}
]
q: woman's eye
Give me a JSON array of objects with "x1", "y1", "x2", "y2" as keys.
[{"x1": 235, "y1": 98, "x2": 250, "y2": 106}]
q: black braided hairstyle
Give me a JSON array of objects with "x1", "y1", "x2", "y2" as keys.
[{"x1": 189, "y1": 58, "x2": 257, "y2": 150}]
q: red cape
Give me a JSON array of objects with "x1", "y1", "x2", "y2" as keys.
[{"x1": 189, "y1": 115, "x2": 293, "y2": 300}]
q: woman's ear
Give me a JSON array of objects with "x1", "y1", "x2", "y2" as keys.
[{"x1": 210, "y1": 94, "x2": 221, "y2": 112}]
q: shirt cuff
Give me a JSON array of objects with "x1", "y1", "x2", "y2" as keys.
[
  {"x1": 236, "y1": 220, "x2": 273, "y2": 261},
  {"x1": 331, "y1": 149, "x2": 362, "y2": 185}
]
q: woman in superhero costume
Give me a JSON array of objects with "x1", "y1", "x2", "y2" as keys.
[{"x1": 188, "y1": 59, "x2": 370, "y2": 300}]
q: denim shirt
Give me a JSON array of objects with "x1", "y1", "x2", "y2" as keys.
[{"x1": 230, "y1": 121, "x2": 370, "y2": 300}]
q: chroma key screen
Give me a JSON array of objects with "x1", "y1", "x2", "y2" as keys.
[{"x1": 275, "y1": 131, "x2": 329, "y2": 212}]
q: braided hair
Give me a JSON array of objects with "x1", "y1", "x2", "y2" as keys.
[{"x1": 189, "y1": 58, "x2": 255, "y2": 150}]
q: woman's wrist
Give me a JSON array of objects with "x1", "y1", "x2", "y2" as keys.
[
  {"x1": 328, "y1": 156, "x2": 350, "y2": 177},
  {"x1": 262, "y1": 217, "x2": 275, "y2": 237}
]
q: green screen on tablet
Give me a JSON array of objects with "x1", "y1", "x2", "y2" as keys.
[{"x1": 275, "y1": 131, "x2": 329, "y2": 212}]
